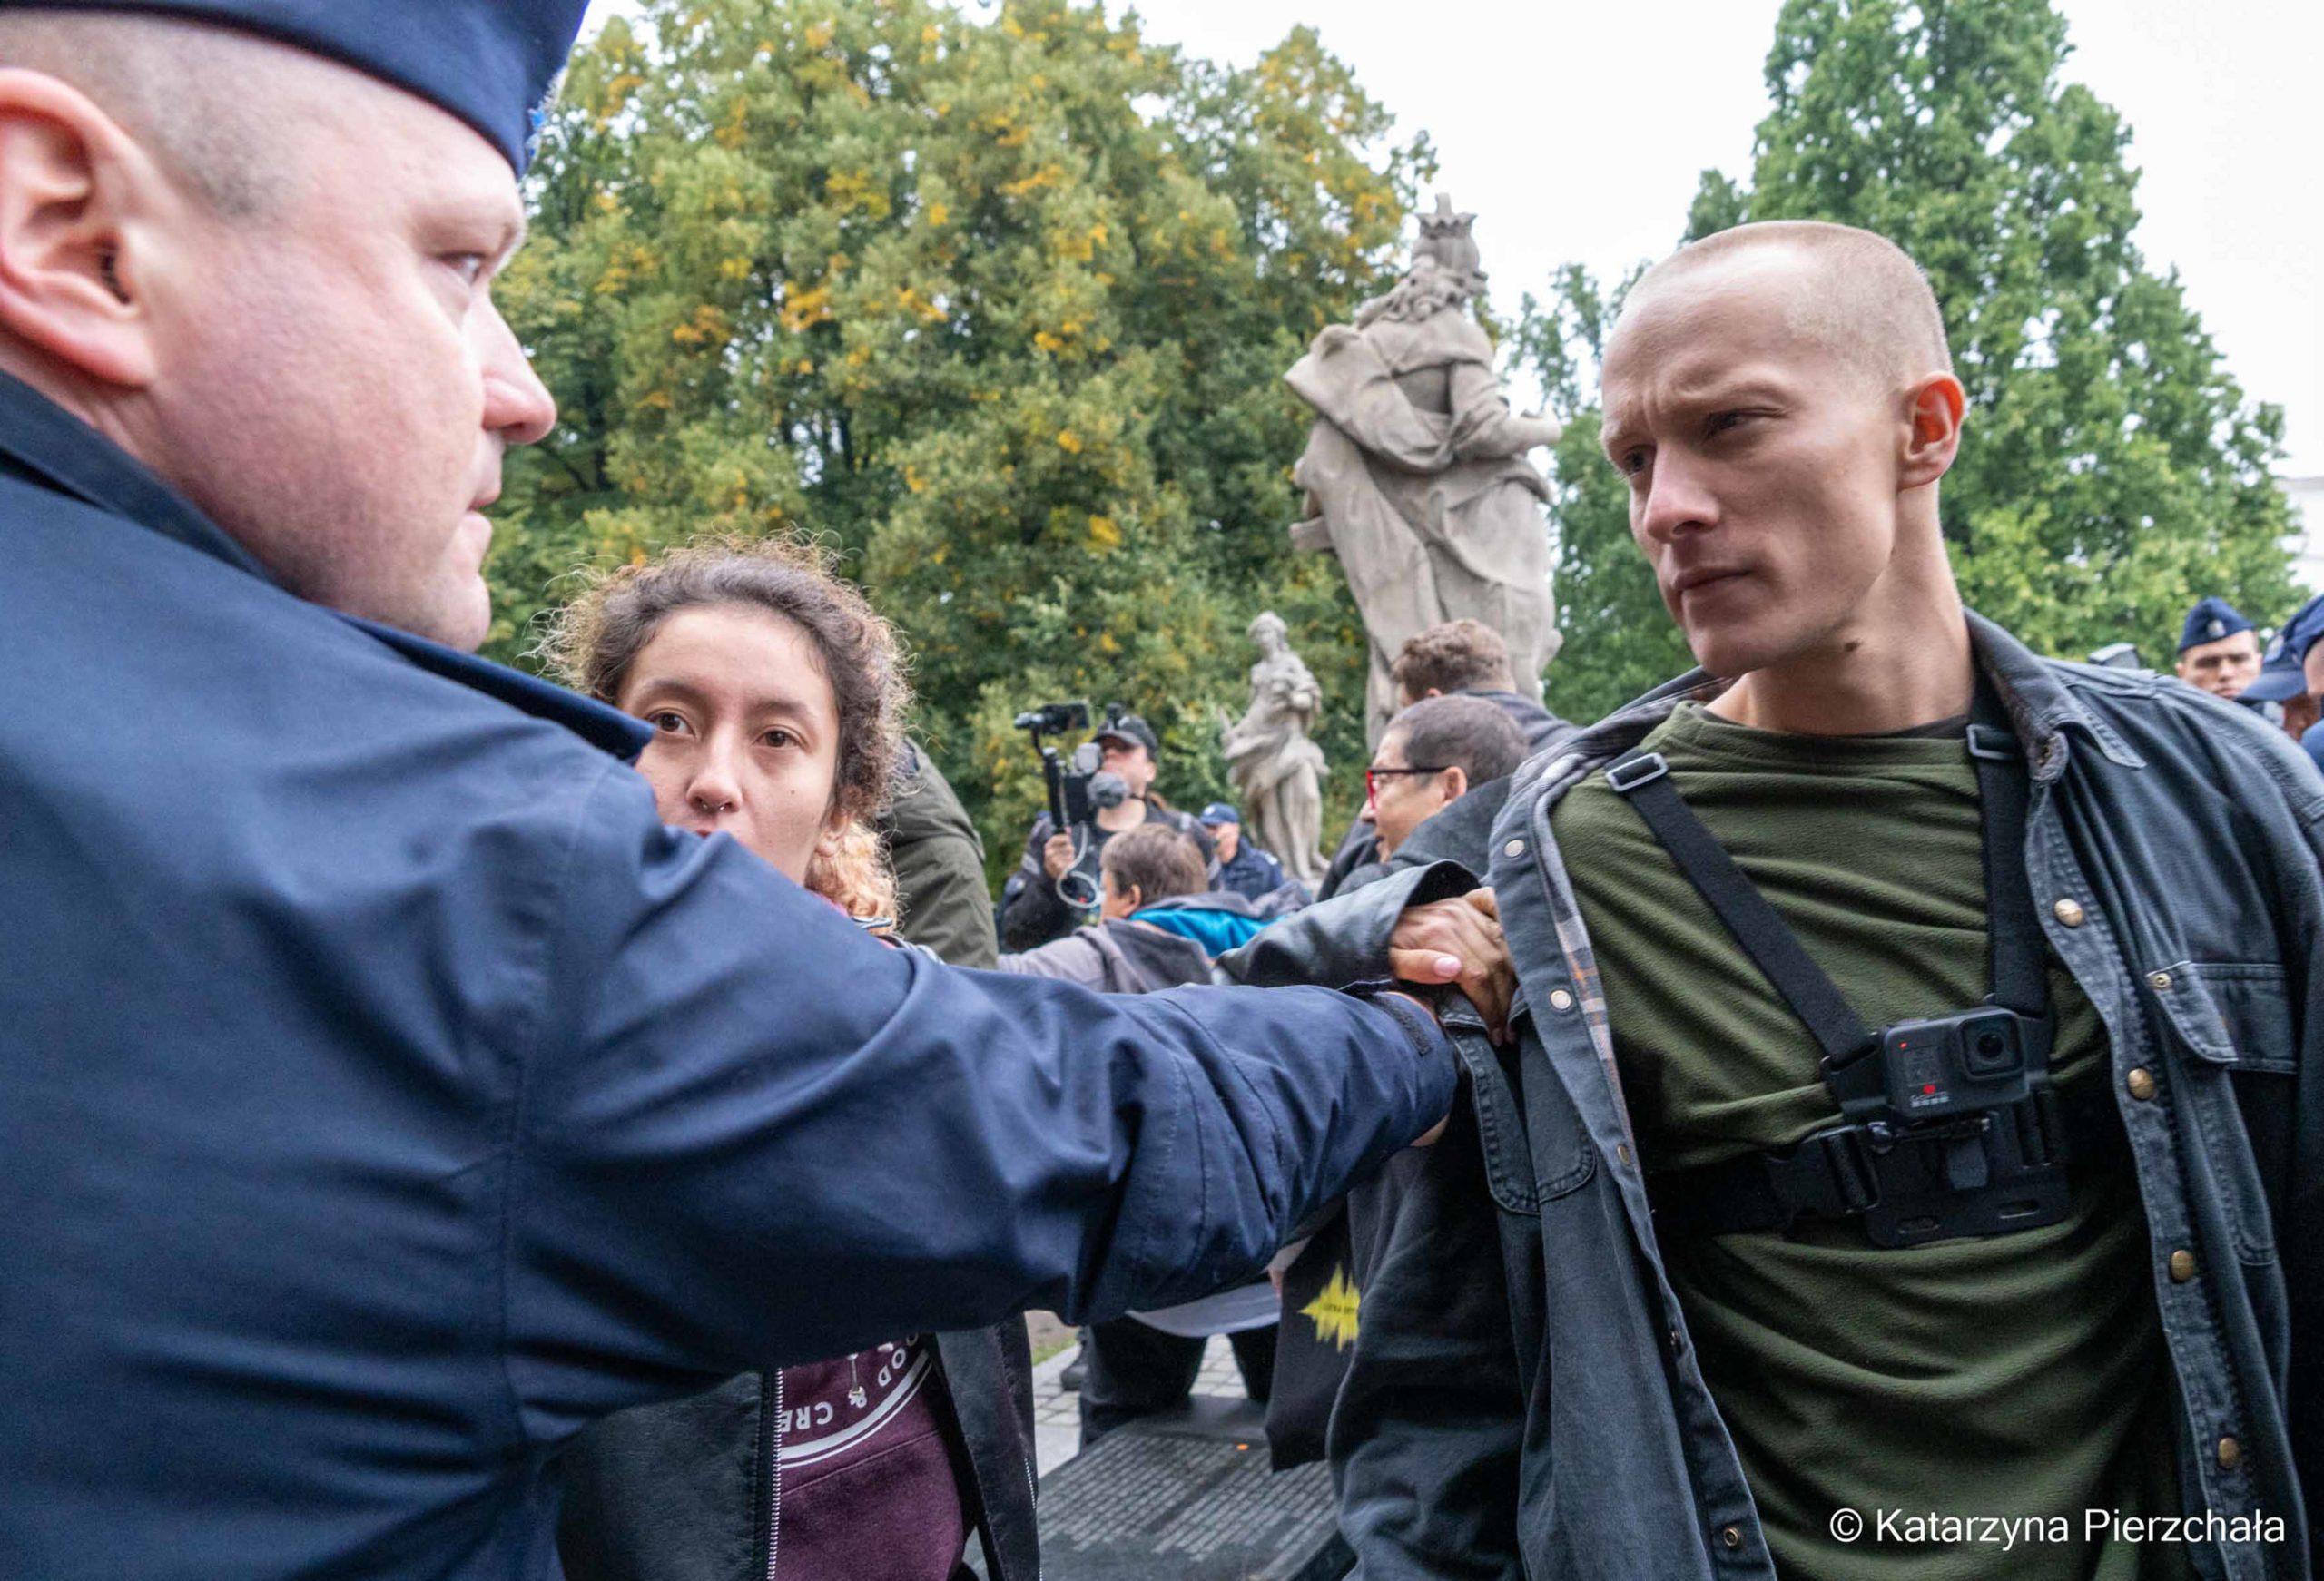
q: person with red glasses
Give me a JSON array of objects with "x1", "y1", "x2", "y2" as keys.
[{"x1": 1359, "y1": 695, "x2": 1528, "y2": 864}]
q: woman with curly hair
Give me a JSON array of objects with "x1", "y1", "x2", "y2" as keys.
[
  {"x1": 539, "y1": 535, "x2": 910, "y2": 924},
  {"x1": 542, "y1": 537, "x2": 1038, "y2": 1581}
]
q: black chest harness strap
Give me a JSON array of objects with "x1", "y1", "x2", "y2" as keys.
[{"x1": 1605, "y1": 685, "x2": 2115, "y2": 1249}]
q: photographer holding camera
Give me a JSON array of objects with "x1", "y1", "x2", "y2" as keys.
[{"x1": 999, "y1": 710, "x2": 1214, "y2": 951}]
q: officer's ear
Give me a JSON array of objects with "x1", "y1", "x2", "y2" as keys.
[
  {"x1": 1438, "y1": 765, "x2": 1470, "y2": 807},
  {"x1": 0, "y1": 68, "x2": 165, "y2": 390}
]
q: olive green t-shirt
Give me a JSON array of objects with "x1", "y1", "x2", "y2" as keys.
[{"x1": 1552, "y1": 702, "x2": 2183, "y2": 1580}]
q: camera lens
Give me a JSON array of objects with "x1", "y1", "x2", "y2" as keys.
[{"x1": 1964, "y1": 1023, "x2": 2020, "y2": 1076}]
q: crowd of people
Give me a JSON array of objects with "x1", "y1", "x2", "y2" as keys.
[{"x1": 4, "y1": 6, "x2": 2321, "y2": 1581}]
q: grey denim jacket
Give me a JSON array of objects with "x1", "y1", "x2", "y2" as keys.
[{"x1": 1227, "y1": 614, "x2": 2324, "y2": 1581}]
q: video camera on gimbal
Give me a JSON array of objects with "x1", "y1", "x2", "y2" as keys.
[{"x1": 1013, "y1": 699, "x2": 1132, "y2": 909}]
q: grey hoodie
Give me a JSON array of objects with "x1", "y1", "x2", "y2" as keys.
[{"x1": 996, "y1": 919, "x2": 1215, "y2": 994}]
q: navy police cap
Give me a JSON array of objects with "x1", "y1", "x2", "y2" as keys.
[
  {"x1": 2177, "y1": 595, "x2": 2253, "y2": 654},
  {"x1": 2240, "y1": 593, "x2": 2324, "y2": 703},
  {"x1": 4, "y1": 0, "x2": 589, "y2": 174}
]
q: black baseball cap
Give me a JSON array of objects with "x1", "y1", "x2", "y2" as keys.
[{"x1": 1094, "y1": 714, "x2": 1160, "y2": 758}]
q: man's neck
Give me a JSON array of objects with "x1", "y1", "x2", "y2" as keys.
[
  {"x1": 1709, "y1": 594, "x2": 1974, "y2": 737},
  {"x1": 1096, "y1": 797, "x2": 1146, "y2": 833}
]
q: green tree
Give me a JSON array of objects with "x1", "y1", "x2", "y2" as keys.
[
  {"x1": 1516, "y1": 266, "x2": 1692, "y2": 723},
  {"x1": 1529, "y1": 0, "x2": 2294, "y2": 709},
  {"x1": 491, "y1": 0, "x2": 1430, "y2": 876}
]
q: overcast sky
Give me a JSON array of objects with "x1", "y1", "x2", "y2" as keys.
[{"x1": 582, "y1": 0, "x2": 2322, "y2": 473}]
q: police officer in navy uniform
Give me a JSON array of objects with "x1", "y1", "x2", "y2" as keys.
[
  {"x1": 2241, "y1": 592, "x2": 2324, "y2": 775},
  {"x1": 1200, "y1": 800, "x2": 1291, "y2": 902},
  {"x1": 2173, "y1": 594, "x2": 2265, "y2": 705},
  {"x1": 0, "y1": 8, "x2": 1506, "y2": 1577}
]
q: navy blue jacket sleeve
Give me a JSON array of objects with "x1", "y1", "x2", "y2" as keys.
[{"x1": 503, "y1": 764, "x2": 1455, "y2": 1440}]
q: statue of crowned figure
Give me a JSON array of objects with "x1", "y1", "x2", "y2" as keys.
[{"x1": 1285, "y1": 194, "x2": 1563, "y2": 744}]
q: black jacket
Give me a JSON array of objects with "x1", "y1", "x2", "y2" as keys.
[
  {"x1": 1249, "y1": 784, "x2": 1512, "y2": 1470},
  {"x1": 997, "y1": 801, "x2": 1215, "y2": 950},
  {"x1": 557, "y1": 1327, "x2": 1040, "y2": 1581}
]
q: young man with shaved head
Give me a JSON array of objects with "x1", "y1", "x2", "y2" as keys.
[
  {"x1": 1260, "y1": 221, "x2": 2323, "y2": 1579},
  {"x1": 0, "y1": 6, "x2": 1503, "y2": 1577}
]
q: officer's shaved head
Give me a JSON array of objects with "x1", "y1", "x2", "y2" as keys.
[
  {"x1": 1618, "y1": 221, "x2": 1953, "y2": 392},
  {"x1": 0, "y1": 12, "x2": 315, "y2": 216}
]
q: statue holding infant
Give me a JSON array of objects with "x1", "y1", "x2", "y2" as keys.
[{"x1": 1219, "y1": 612, "x2": 1327, "y2": 888}]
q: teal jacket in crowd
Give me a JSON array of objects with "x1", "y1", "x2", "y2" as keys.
[{"x1": 0, "y1": 373, "x2": 1453, "y2": 1581}]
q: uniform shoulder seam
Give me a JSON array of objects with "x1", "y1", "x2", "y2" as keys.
[{"x1": 490, "y1": 754, "x2": 630, "y2": 1448}]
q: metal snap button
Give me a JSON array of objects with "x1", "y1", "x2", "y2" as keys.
[
  {"x1": 2148, "y1": 970, "x2": 2172, "y2": 991},
  {"x1": 2125, "y1": 1068, "x2": 2157, "y2": 1102},
  {"x1": 2169, "y1": 1249, "x2": 2196, "y2": 1283},
  {"x1": 2217, "y1": 1437, "x2": 2241, "y2": 1470},
  {"x1": 2053, "y1": 899, "x2": 2086, "y2": 928},
  {"x1": 1548, "y1": 988, "x2": 1575, "y2": 1012},
  {"x1": 1503, "y1": 839, "x2": 1526, "y2": 858}
]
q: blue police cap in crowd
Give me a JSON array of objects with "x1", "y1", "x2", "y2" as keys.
[
  {"x1": 2240, "y1": 593, "x2": 2324, "y2": 702},
  {"x1": 5, "y1": 0, "x2": 589, "y2": 174},
  {"x1": 1198, "y1": 801, "x2": 1241, "y2": 827},
  {"x1": 2177, "y1": 595, "x2": 2253, "y2": 654}
]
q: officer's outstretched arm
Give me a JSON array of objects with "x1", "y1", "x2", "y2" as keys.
[{"x1": 501, "y1": 766, "x2": 1454, "y2": 1441}]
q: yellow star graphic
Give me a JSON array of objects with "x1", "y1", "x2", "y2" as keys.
[{"x1": 1301, "y1": 1264, "x2": 1361, "y2": 1351}]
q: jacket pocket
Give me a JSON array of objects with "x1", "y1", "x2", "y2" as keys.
[
  {"x1": 1513, "y1": 1032, "x2": 1598, "y2": 1205},
  {"x1": 2148, "y1": 959, "x2": 2294, "y2": 1264},
  {"x1": 1438, "y1": 1007, "x2": 1546, "y2": 1215},
  {"x1": 2148, "y1": 961, "x2": 2296, "y2": 1075}
]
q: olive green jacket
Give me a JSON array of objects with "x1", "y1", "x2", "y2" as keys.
[{"x1": 884, "y1": 743, "x2": 998, "y2": 969}]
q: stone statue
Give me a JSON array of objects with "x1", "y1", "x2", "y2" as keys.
[
  {"x1": 1285, "y1": 194, "x2": 1563, "y2": 742},
  {"x1": 1219, "y1": 612, "x2": 1327, "y2": 887}
]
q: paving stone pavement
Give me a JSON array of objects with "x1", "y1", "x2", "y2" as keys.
[{"x1": 1029, "y1": 1332, "x2": 1252, "y2": 1477}]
